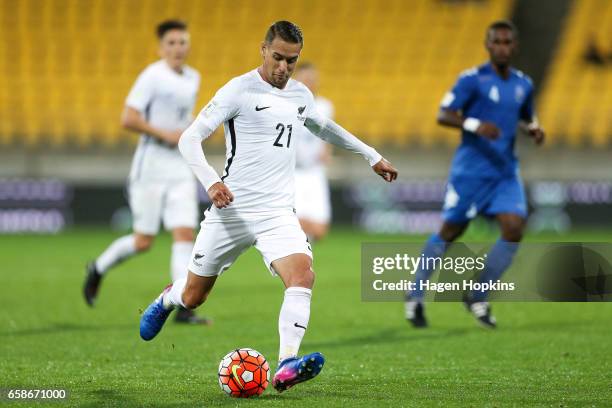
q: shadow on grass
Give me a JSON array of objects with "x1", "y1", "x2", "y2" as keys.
[
  {"x1": 79, "y1": 389, "x2": 139, "y2": 408},
  {"x1": 502, "y1": 317, "x2": 600, "y2": 332},
  {"x1": 0, "y1": 322, "x2": 133, "y2": 337},
  {"x1": 307, "y1": 327, "x2": 470, "y2": 349},
  {"x1": 202, "y1": 392, "x2": 304, "y2": 406}
]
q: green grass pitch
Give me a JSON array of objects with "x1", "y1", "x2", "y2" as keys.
[{"x1": 1, "y1": 227, "x2": 611, "y2": 407}]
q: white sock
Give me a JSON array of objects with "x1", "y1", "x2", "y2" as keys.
[
  {"x1": 162, "y1": 277, "x2": 187, "y2": 309},
  {"x1": 95, "y1": 235, "x2": 137, "y2": 275},
  {"x1": 171, "y1": 241, "x2": 193, "y2": 282},
  {"x1": 278, "y1": 287, "x2": 312, "y2": 362}
]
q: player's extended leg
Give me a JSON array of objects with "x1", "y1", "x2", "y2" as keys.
[
  {"x1": 140, "y1": 271, "x2": 217, "y2": 341},
  {"x1": 83, "y1": 232, "x2": 154, "y2": 306},
  {"x1": 405, "y1": 222, "x2": 468, "y2": 327},
  {"x1": 169, "y1": 227, "x2": 211, "y2": 325},
  {"x1": 271, "y1": 253, "x2": 324, "y2": 392},
  {"x1": 464, "y1": 213, "x2": 524, "y2": 328},
  {"x1": 85, "y1": 180, "x2": 164, "y2": 306}
]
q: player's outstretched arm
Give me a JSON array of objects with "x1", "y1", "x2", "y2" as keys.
[
  {"x1": 437, "y1": 109, "x2": 500, "y2": 140},
  {"x1": 304, "y1": 115, "x2": 397, "y2": 182}
]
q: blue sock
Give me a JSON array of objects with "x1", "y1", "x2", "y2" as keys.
[
  {"x1": 472, "y1": 239, "x2": 519, "y2": 302},
  {"x1": 410, "y1": 234, "x2": 449, "y2": 301}
]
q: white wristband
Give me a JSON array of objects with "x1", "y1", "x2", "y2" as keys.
[
  {"x1": 462, "y1": 117, "x2": 481, "y2": 133},
  {"x1": 527, "y1": 121, "x2": 539, "y2": 131}
]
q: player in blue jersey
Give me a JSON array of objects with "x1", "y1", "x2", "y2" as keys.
[{"x1": 405, "y1": 20, "x2": 545, "y2": 328}]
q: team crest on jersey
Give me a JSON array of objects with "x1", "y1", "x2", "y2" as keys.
[
  {"x1": 515, "y1": 85, "x2": 525, "y2": 103},
  {"x1": 297, "y1": 105, "x2": 306, "y2": 121},
  {"x1": 488, "y1": 86, "x2": 500, "y2": 103}
]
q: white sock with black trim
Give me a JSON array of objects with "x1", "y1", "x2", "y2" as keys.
[{"x1": 278, "y1": 287, "x2": 312, "y2": 362}]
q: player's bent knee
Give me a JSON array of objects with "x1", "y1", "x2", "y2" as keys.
[
  {"x1": 134, "y1": 234, "x2": 154, "y2": 252},
  {"x1": 311, "y1": 225, "x2": 329, "y2": 241},
  {"x1": 172, "y1": 228, "x2": 194, "y2": 242},
  {"x1": 293, "y1": 266, "x2": 315, "y2": 288},
  {"x1": 500, "y1": 220, "x2": 525, "y2": 242},
  {"x1": 439, "y1": 223, "x2": 466, "y2": 242},
  {"x1": 502, "y1": 226, "x2": 524, "y2": 242}
]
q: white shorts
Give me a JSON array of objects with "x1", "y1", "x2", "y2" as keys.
[
  {"x1": 128, "y1": 179, "x2": 198, "y2": 235},
  {"x1": 294, "y1": 169, "x2": 331, "y2": 224},
  {"x1": 188, "y1": 211, "x2": 313, "y2": 277}
]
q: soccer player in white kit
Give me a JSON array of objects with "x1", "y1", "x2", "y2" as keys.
[
  {"x1": 293, "y1": 63, "x2": 333, "y2": 241},
  {"x1": 139, "y1": 21, "x2": 398, "y2": 392},
  {"x1": 83, "y1": 20, "x2": 208, "y2": 324}
]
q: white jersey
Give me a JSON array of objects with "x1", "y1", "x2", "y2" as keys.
[
  {"x1": 126, "y1": 60, "x2": 200, "y2": 182},
  {"x1": 295, "y1": 96, "x2": 334, "y2": 171},
  {"x1": 180, "y1": 68, "x2": 380, "y2": 219}
]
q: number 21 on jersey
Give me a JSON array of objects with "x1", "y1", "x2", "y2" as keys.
[{"x1": 273, "y1": 123, "x2": 293, "y2": 148}]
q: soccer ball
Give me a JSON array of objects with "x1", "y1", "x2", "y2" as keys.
[{"x1": 218, "y1": 348, "x2": 270, "y2": 398}]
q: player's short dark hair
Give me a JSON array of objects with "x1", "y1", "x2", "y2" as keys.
[
  {"x1": 486, "y1": 20, "x2": 518, "y2": 39},
  {"x1": 264, "y1": 21, "x2": 303, "y2": 45},
  {"x1": 156, "y1": 19, "x2": 188, "y2": 39}
]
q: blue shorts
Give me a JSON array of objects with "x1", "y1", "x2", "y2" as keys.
[{"x1": 442, "y1": 175, "x2": 527, "y2": 224}]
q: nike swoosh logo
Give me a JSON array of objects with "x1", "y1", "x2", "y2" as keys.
[
  {"x1": 294, "y1": 322, "x2": 307, "y2": 330},
  {"x1": 255, "y1": 106, "x2": 271, "y2": 111},
  {"x1": 194, "y1": 253, "x2": 205, "y2": 260},
  {"x1": 231, "y1": 364, "x2": 244, "y2": 389}
]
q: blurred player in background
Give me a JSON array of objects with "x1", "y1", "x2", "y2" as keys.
[
  {"x1": 138, "y1": 21, "x2": 398, "y2": 392},
  {"x1": 293, "y1": 62, "x2": 333, "y2": 241},
  {"x1": 405, "y1": 20, "x2": 545, "y2": 328},
  {"x1": 83, "y1": 20, "x2": 209, "y2": 325}
]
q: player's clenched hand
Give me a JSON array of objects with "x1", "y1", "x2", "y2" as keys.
[
  {"x1": 372, "y1": 159, "x2": 398, "y2": 182},
  {"x1": 527, "y1": 124, "x2": 545, "y2": 146},
  {"x1": 476, "y1": 122, "x2": 501, "y2": 140},
  {"x1": 208, "y1": 182, "x2": 234, "y2": 208}
]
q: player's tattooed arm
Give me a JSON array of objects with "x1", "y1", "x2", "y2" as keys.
[
  {"x1": 519, "y1": 119, "x2": 545, "y2": 146},
  {"x1": 121, "y1": 106, "x2": 183, "y2": 146},
  {"x1": 437, "y1": 109, "x2": 500, "y2": 140}
]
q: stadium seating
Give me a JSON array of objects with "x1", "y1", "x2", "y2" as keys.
[
  {"x1": 538, "y1": 0, "x2": 612, "y2": 147},
  {"x1": 0, "y1": 0, "x2": 514, "y2": 148}
]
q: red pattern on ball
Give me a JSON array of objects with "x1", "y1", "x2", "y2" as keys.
[{"x1": 218, "y1": 348, "x2": 270, "y2": 398}]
